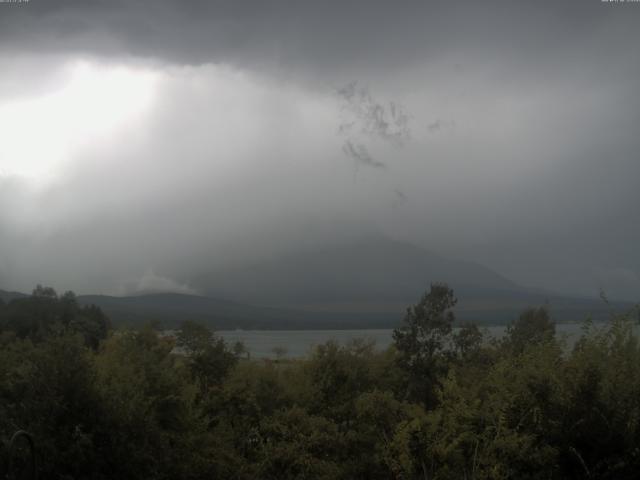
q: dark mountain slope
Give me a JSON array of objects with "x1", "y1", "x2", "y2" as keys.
[
  {"x1": 197, "y1": 236, "x2": 520, "y2": 306},
  {"x1": 0, "y1": 289, "x2": 28, "y2": 303},
  {"x1": 76, "y1": 293, "x2": 377, "y2": 329},
  {"x1": 3, "y1": 236, "x2": 634, "y2": 328}
]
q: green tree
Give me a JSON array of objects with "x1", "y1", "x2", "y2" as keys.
[
  {"x1": 0, "y1": 333, "x2": 105, "y2": 479},
  {"x1": 393, "y1": 283, "x2": 457, "y2": 407},
  {"x1": 176, "y1": 320, "x2": 239, "y2": 393},
  {"x1": 257, "y1": 407, "x2": 343, "y2": 480},
  {"x1": 95, "y1": 326, "x2": 206, "y2": 479},
  {"x1": 305, "y1": 339, "x2": 376, "y2": 423},
  {"x1": 453, "y1": 322, "x2": 484, "y2": 359},
  {"x1": 505, "y1": 306, "x2": 555, "y2": 354},
  {"x1": 0, "y1": 286, "x2": 110, "y2": 349}
]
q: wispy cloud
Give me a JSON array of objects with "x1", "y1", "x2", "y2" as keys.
[
  {"x1": 341, "y1": 140, "x2": 385, "y2": 169},
  {"x1": 336, "y1": 82, "x2": 410, "y2": 170},
  {"x1": 121, "y1": 270, "x2": 200, "y2": 296},
  {"x1": 337, "y1": 81, "x2": 410, "y2": 146}
]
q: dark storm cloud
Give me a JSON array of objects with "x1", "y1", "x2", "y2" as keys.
[
  {"x1": 0, "y1": 0, "x2": 639, "y2": 301},
  {"x1": 0, "y1": 0, "x2": 631, "y2": 78}
]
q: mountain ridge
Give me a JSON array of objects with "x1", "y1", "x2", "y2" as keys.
[
  {"x1": 196, "y1": 236, "x2": 522, "y2": 306},
  {"x1": 2, "y1": 238, "x2": 634, "y2": 328}
]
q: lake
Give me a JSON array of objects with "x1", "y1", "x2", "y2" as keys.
[{"x1": 216, "y1": 323, "x2": 599, "y2": 359}]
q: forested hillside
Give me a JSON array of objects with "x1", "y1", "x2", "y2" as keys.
[{"x1": 1, "y1": 285, "x2": 640, "y2": 479}]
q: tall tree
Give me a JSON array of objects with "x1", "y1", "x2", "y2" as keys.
[{"x1": 393, "y1": 283, "x2": 457, "y2": 407}]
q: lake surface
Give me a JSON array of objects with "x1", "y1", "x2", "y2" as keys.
[{"x1": 217, "y1": 323, "x2": 597, "y2": 359}]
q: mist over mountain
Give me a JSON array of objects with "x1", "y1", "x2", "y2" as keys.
[
  {"x1": 197, "y1": 236, "x2": 518, "y2": 306},
  {"x1": 1, "y1": 1, "x2": 640, "y2": 303},
  {"x1": 0, "y1": 289, "x2": 27, "y2": 304},
  {"x1": 2, "y1": 234, "x2": 629, "y2": 329},
  {"x1": 1, "y1": 0, "x2": 639, "y2": 310}
]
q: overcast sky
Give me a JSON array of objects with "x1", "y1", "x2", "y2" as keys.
[{"x1": 0, "y1": 0, "x2": 639, "y2": 300}]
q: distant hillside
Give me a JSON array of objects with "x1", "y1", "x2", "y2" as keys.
[
  {"x1": 76, "y1": 293, "x2": 385, "y2": 329},
  {"x1": 0, "y1": 289, "x2": 28, "y2": 303},
  {"x1": 188, "y1": 236, "x2": 635, "y2": 326},
  {"x1": 79, "y1": 290, "x2": 634, "y2": 329},
  {"x1": 196, "y1": 236, "x2": 520, "y2": 306},
  {"x1": 1, "y1": 286, "x2": 633, "y2": 330},
  {"x1": 2, "y1": 236, "x2": 635, "y2": 329},
  {"x1": 450, "y1": 286, "x2": 634, "y2": 325}
]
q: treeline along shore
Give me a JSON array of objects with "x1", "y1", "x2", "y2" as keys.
[{"x1": 1, "y1": 284, "x2": 640, "y2": 479}]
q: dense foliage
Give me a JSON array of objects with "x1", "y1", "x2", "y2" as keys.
[{"x1": 1, "y1": 284, "x2": 639, "y2": 479}]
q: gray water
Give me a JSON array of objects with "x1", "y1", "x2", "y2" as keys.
[{"x1": 217, "y1": 323, "x2": 596, "y2": 359}]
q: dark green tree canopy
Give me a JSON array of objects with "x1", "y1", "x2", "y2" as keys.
[
  {"x1": 2, "y1": 285, "x2": 640, "y2": 480},
  {"x1": 505, "y1": 306, "x2": 556, "y2": 353},
  {"x1": 0, "y1": 285, "x2": 110, "y2": 349},
  {"x1": 393, "y1": 283, "x2": 457, "y2": 406},
  {"x1": 176, "y1": 320, "x2": 240, "y2": 393}
]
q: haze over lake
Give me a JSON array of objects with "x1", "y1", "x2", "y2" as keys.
[{"x1": 216, "y1": 323, "x2": 619, "y2": 359}]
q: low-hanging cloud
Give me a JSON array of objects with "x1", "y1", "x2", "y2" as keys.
[
  {"x1": 0, "y1": 1, "x2": 638, "y2": 301},
  {"x1": 120, "y1": 270, "x2": 200, "y2": 296}
]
